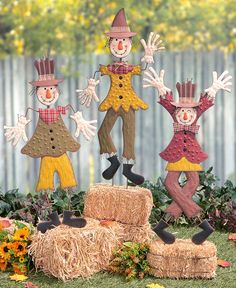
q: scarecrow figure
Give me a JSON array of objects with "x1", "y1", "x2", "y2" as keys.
[
  {"x1": 4, "y1": 57, "x2": 97, "y2": 233},
  {"x1": 77, "y1": 8, "x2": 164, "y2": 185},
  {"x1": 143, "y1": 68, "x2": 232, "y2": 244}
]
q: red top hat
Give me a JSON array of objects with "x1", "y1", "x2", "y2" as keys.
[
  {"x1": 105, "y1": 8, "x2": 136, "y2": 38},
  {"x1": 171, "y1": 81, "x2": 201, "y2": 108},
  {"x1": 29, "y1": 57, "x2": 64, "y2": 87}
]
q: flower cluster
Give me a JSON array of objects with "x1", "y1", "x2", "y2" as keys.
[
  {"x1": 0, "y1": 218, "x2": 34, "y2": 275},
  {"x1": 109, "y1": 241, "x2": 150, "y2": 280}
]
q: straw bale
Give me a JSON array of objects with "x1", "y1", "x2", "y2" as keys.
[
  {"x1": 28, "y1": 218, "x2": 121, "y2": 281},
  {"x1": 147, "y1": 239, "x2": 217, "y2": 279},
  {"x1": 84, "y1": 184, "x2": 153, "y2": 226}
]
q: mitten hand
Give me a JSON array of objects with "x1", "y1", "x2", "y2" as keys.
[
  {"x1": 140, "y1": 32, "x2": 165, "y2": 64},
  {"x1": 205, "y1": 71, "x2": 232, "y2": 98},
  {"x1": 143, "y1": 67, "x2": 171, "y2": 96},
  {"x1": 70, "y1": 111, "x2": 97, "y2": 141},
  {"x1": 4, "y1": 115, "x2": 31, "y2": 146},
  {"x1": 76, "y1": 78, "x2": 100, "y2": 107}
]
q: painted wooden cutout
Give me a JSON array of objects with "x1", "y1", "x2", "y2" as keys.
[
  {"x1": 4, "y1": 57, "x2": 97, "y2": 232},
  {"x1": 77, "y1": 8, "x2": 164, "y2": 186},
  {"x1": 143, "y1": 68, "x2": 232, "y2": 244}
]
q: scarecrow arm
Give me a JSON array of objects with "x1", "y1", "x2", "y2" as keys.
[
  {"x1": 4, "y1": 115, "x2": 31, "y2": 146},
  {"x1": 204, "y1": 70, "x2": 232, "y2": 99},
  {"x1": 76, "y1": 78, "x2": 100, "y2": 108},
  {"x1": 70, "y1": 111, "x2": 97, "y2": 141},
  {"x1": 140, "y1": 32, "x2": 165, "y2": 64},
  {"x1": 25, "y1": 107, "x2": 38, "y2": 117}
]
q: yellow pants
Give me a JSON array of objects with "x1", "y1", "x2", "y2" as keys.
[
  {"x1": 166, "y1": 157, "x2": 203, "y2": 171},
  {"x1": 36, "y1": 153, "x2": 77, "y2": 192}
]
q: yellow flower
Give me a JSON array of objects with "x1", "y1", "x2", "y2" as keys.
[
  {"x1": 19, "y1": 256, "x2": 26, "y2": 263},
  {"x1": 0, "y1": 242, "x2": 11, "y2": 260},
  {"x1": 9, "y1": 273, "x2": 28, "y2": 281},
  {"x1": 12, "y1": 227, "x2": 30, "y2": 241},
  {"x1": 12, "y1": 241, "x2": 27, "y2": 257},
  {"x1": 146, "y1": 284, "x2": 165, "y2": 288}
]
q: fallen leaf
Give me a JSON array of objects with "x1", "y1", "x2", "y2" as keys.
[
  {"x1": 100, "y1": 220, "x2": 115, "y2": 227},
  {"x1": 25, "y1": 282, "x2": 40, "y2": 288},
  {"x1": 9, "y1": 273, "x2": 28, "y2": 281},
  {"x1": 217, "y1": 259, "x2": 232, "y2": 268},
  {"x1": 228, "y1": 233, "x2": 236, "y2": 241},
  {"x1": 146, "y1": 283, "x2": 165, "y2": 288},
  {"x1": 0, "y1": 219, "x2": 11, "y2": 228}
]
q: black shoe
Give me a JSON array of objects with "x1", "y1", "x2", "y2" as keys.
[
  {"x1": 62, "y1": 210, "x2": 86, "y2": 228},
  {"x1": 153, "y1": 219, "x2": 176, "y2": 244},
  {"x1": 37, "y1": 211, "x2": 61, "y2": 233},
  {"x1": 192, "y1": 220, "x2": 214, "y2": 245},
  {"x1": 122, "y1": 164, "x2": 144, "y2": 185},
  {"x1": 102, "y1": 155, "x2": 120, "y2": 180}
]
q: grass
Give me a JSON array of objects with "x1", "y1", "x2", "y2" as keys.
[{"x1": 0, "y1": 226, "x2": 236, "y2": 288}]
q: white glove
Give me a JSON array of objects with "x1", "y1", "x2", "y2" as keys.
[
  {"x1": 76, "y1": 78, "x2": 100, "y2": 108},
  {"x1": 140, "y1": 32, "x2": 165, "y2": 64},
  {"x1": 205, "y1": 71, "x2": 232, "y2": 98},
  {"x1": 143, "y1": 68, "x2": 171, "y2": 96},
  {"x1": 4, "y1": 115, "x2": 31, "y2": 146},
  {"x1": 70, "y1": 111, "x2": 97, "y2": 141}
]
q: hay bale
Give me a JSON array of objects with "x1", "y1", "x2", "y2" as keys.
[
  {"x1": 84, "y1": 184, "x2": 153, "y2": 226},
  {"x1": 148, "y1": 239, "x2": 217, "y2": 279},
  {"x1": 28, "y1": 218, "x2": 121, "y2": 281}
]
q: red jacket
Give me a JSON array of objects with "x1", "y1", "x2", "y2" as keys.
[{"x1": 159, "y1": 92, "x2": 214, "y2": 163}]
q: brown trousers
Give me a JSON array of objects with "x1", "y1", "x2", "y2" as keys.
[
  {"x1": 98, "y1": 108, "x2": 135, "y2": 160},
  {"x1": 164, "y1": 171, "x2": 202, "y2": 219}
]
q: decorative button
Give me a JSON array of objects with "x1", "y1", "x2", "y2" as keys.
[
  {"x1": 49, "y1": 129, "x2": 53, "y2": 133},
  {"x1": 184, "y1": 131, "x2": 187, "y2": 135},
  {"x1": 51, "y1": 138, "x2": 54, "y2": 141},
  {"x1": 52, "y1": 146, "x2": 55, "y2": 149},
  {"x1": 119, "y1": 84, "x2": 123, "y2": 87},
  {"x1": 183, "y1": 148, "x2": 187, "y2": 152},
  {"x1": 119, "y1": 76, "x2": 123, "y2": 80},
  {"x1": 184, "y1": 139, "x2": 187, "y2": 143},
  {"x1": 119, "y1": 95, "x2": 123, "y2": 99}
]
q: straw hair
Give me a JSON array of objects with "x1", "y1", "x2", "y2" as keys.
[
  {"x1": 84, "y1": 184, "x2": 153, "y2": 226},
  {"x1": 148, "y1": 239, "x2": 217, "y2": 279}
]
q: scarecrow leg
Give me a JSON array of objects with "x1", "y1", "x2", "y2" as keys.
[
  {"x1": 164, "y1": 171, "x2": 202, "y2": 219},
  {"x1": 165, "y1": 171, "x2": 200, "y2": 218}
]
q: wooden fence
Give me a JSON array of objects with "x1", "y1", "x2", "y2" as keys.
[{"x1": 0, "y1": 51, "x2": 236, "y2": 193}]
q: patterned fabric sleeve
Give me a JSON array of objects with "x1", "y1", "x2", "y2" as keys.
[
  {"x1": 158, "y1": 92, "x2": 176, "y2": 117},
  {"x1": 57, "y1": 106, "x2": 67, "y2": 115},
  {"x1": 132, "y1": 65, "x2": 141, "y2": 75},
  {"x1": 197, "y1": 93, "x2": 214, "y2": 118},
  {"x1": 99, "y1": 65, "x2": 109, "y2": 76}
]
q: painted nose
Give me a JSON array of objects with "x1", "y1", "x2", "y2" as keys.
[
  {"x1": 183, "y1": 112, "x2": 188, "y2": 120},
  {"x1": 118, "y1": 41, "x2": 123, "y2": 50},
  {"x1": 46, "y1": 89, "x2": 51, "y2": 99}
]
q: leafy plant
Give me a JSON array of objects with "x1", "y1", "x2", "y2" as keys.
[{"x1": 108, "y1": 242, "x2": 150, "y2": 280}]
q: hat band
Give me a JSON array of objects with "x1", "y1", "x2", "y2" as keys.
[
  {"x1": 110, "y1": 26, "x2": 131, "y2": 33},
  {"x1": 38, "y1": 74, "x2": 55, "y2": 81}
]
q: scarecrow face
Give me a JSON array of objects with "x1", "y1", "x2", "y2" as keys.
[
  {"x1": 176, "y1": 108, "x2": 197, "y2": 125},
  {"x1": 109, "y1": 37, "x2": 132, "y2": 58},
  {"x1": 36, "y1": 86, "x2": 59, "y2": 106}
]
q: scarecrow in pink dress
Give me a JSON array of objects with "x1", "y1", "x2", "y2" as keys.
[
  {"x1": 77, "y1": 8, "x2": 165, "y2": 185},
  {"x1": 143, "y1": 68, "x2": 232, "y2": 244},
  {"x1": 4, "y1": 57, "x2": 97, "y2": 233}
]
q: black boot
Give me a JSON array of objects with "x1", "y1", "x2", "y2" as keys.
[
  {"x1": 62, "y1": 210, "x2": 86, "y2": 228},
  {"x1": 153, "y1": 219, "x2": 176, "y2": 244},
  {"x1": 102, "y1": 155, "x2": 120, "y2": 180},
  {"x1": 122, "y1": 164, "x2": 144, "y2": 185},
  {"x1": 192, "y1": 219, "x2": 214, "y2": 245},
  {"x1": 37, "y1": 211, "x2": 61, "y2": 233}
]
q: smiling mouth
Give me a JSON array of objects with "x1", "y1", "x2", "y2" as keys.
[
  {"x1": 42, "y1": 95, "x2": 56, "y2": 103},
  {"x1": 112, "y1": 47, "x2": 128, "y2": 56}
]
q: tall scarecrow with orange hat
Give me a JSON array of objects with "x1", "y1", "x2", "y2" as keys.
[
  {"x1": 143, "y1": 67, "x2": 232, "y2": 244},
  {"x1": 4, "y1": 57, "x2": 97, "y2": 233},
  {"x1": 77, "y1": 8, "x2": 164, "y2": 185}
]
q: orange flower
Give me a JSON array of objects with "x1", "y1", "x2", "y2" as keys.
[
  {"x1": 12, "y1": 241, "x2": 27, "y2": 257},
  {"x1": 12, "y1": 262, "x2": 27, "y2": 275},
  {"x1": 0, "y1": 260, "x2": 7, "y2": 271},
  {"x1": 12, "y1": 227, "x2": 30, "y2": 241},
  {"x1": 0, "y1": 242, "x2": 11, "y2": 260}
]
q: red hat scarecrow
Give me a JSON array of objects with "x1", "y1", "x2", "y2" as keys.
[
  {"x1": 105, "y1": 8, "x2": 136, "y2": 38},
  {"x1": 29, "y1": 58, "x2": 64, "y2": 87}
]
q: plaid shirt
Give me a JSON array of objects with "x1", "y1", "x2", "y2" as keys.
[
  {"x1": 173, "y1": 122, "x2": 200, "y2": 134},
  {"x1": 108, "y1": 62, "x2": 134, "y2": 74},
  {"x1": 39, "y1": 106, "x2": 67, "y2": 124}
]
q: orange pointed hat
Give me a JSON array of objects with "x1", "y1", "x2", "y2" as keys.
[
  {"x1": 29, "y1": 57, "x2": 64, "y2": 87},
  {"x1": 105, "y1": 8, "x2": 136, "y2": 38}
]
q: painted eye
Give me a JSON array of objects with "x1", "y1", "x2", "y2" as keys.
[
  {"x1": 50, "y1": 87, "x2": 53, "y2": 90},
  {"x1": 115, "y1": 39, "x2": 118, "y2": 41},
  {"x1": 123, "y1": 39, "x2": 125, "y2": 41},
  {"x1": 44, "y1": 88, "x2": 47, "y2": 90},
  {"x1": 182, "y1": 109, "x2": 184, "y2": 112}
]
